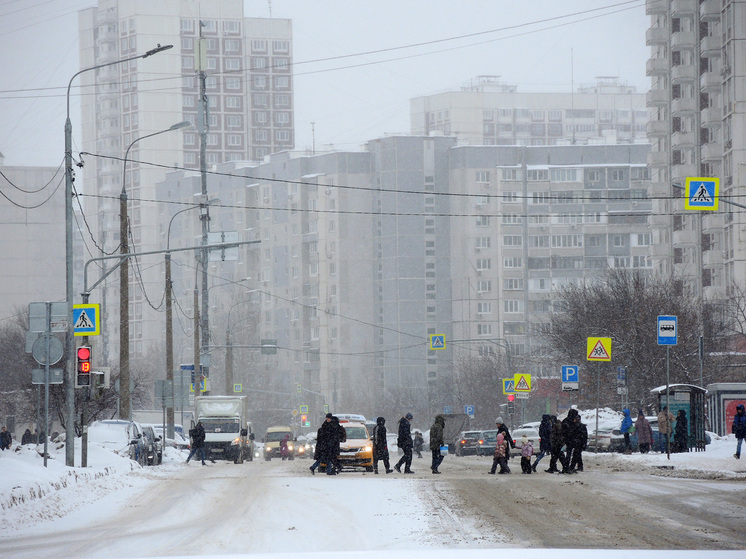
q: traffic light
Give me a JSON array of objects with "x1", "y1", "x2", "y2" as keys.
[
  {"x1": 76, "y1": 345, "x2": 92, "y2": 387},
  {"x1": 301, "y1": 414, "x2": 309, "y2": 427},
  {"x1": 507, "y1": 394, "x2": 515, "y2": 402}
]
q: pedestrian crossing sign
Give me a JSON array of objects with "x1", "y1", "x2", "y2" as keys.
[
  {"x1": 587, "y1": 337, "x2": 612, "y2": 361},
  {"x1": 684, "y1": 177, "x2": 719, "y2": 211},
  {"x1": 430, "y1": 334, "x2": 446, "y2": 350},
  {"x1": 73, "y1": 304, "x2": 100, "y2": 336},
  {"x1": 502, "y1": 379, "x2": 515, "y2": 395},
  {"x1": 514, "y1": 374, "x2": 531, "y2": 392}
]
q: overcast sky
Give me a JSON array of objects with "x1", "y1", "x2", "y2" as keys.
[{"x1": 0, "y1": 0, "x2": 649, "y2": 167}]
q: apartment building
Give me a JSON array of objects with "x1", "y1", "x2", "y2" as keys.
[
  {"x1": 646, "y1": 0, "x2": 746, "y2": 299},
  {"x1": 76, "y1": 0, "x2": 293, "y2": 361},
  {"x1": 410, "y1": 75, "x2": 649, "y2": 147}
]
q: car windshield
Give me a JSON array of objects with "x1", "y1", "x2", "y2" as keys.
[
  {"x1": 265, "y1": 431, "x2": 292, "y2": 442},
  {"x1": 480, "y1": 431, "x2": 497, "y2": 441},
  {"x1": 344, "y1": 426, "x2": 368, "y2": 440},
  {"x1": 201, "y1": 419, "x2": 239, "y2": 433},
  {"x1": 462, "y1": 432, "x2": 480, "y2": 440}
]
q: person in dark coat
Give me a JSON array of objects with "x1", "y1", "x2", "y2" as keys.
[
  {"x1": 547, "y1": 415, "x2": 566, "y2": 473},
  {"x1": 568, "y1": 414, "x2": 587, "y2": 472},
  {"x1": 309, "y1": 413, "x2": 333, "y2": 475},
  {"x1": 732, "y1": 404, "x2": 746, "y2": 459},
  {"x1": 561, "y1": 409, "x2": 579, "y2": 470},
  {"x1": 0, "y1": 427, "x2": 12, "y2": 450},
  {"x1": 532, "y1": 414, "x2": 552, "y2": 472},
  {"x1": 280, "y1": 433, "x2": 290, "y2": 460},
  {"x1": 21, "y1": 428, "x2": 33, "y2": 445},
  {"x1": 186, "y1": 421, "x2": 207, "y2": 465},
  {"x1": 635, "y1": 411, "x2": 654, "y2": 454},
  {"x1": 394, "y1": 413, "x2": 414, "y2": 473},
  {"x1": 674, "y1": 409, "x2": 688, "y2": 453},
  {"x1": 429, "y1": 414, "x2": 446, "y2": 474},
  {"x1": 372, "y1": 416, "x2": 393, "y2": 474},
  {"x1": 413, "y1": 431, "x2": 424, "y2": 458},
  {"x1": 329, "y1": 416, "x2": 347, "y2": 474}
]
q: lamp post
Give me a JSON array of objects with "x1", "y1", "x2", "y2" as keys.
[
  {"x1": 119, "y1": 120, "x2": 190, "y2": 421},
  {"x1": 63, "y1": 43, "x2": 172, "y2": 466}
]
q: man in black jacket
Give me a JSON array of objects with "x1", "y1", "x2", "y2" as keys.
[
  {"x1": 372, "y1": 417, "x2": 393, "y2": 474},
  {"x1": 186, "y1": 421, "x2": 207, "y2": 465},
  {"x1": 394, "y1": 413, "x2": 414, "y2": 473}
]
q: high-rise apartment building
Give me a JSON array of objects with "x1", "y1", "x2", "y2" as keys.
[
  {"x1": 646, "y1": 0, "x2": 746, "y2": 299},
  {"x1": 411, "y1": 76, "x2": 649, "y2": 147},
  {"x1": 76, "y1": 0, "x2": 293, "y2": 361}
]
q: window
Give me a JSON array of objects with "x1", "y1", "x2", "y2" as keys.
[
  {"x1": 225, "y1": 77, "x2": 241, "y2": 90},
  {"x1": 272, "y1": 40, "x2": 290, "y2": 53},
  {"x1": 275, "y1": 94, "x2": 290, "y2": 107},
  {"x1": 551, "y1": 235, "x2": 583, "y2": 248},
  {"x1": 475, "y1": 237, "x2": 491, "y2": 249},
  {"x1": 477, "y1": 323, "x2": 493, "y2": 336},
  {"x1": 504, "y1": 257, "x2": 522, "y2": 268},
  {"x1": 477, "y1": 280, "x2": 492, "y2": 292},
  {"x1": 222, "y1": 20, "x2": 240, "y2": 34},
  {"x1": 275, "y1": 112, "x2": 290, "y2": 125},
  {"x1": 477, "y1": 302, "x2": 492, "y2": 314},
  {"x1": 225, "y1": 58, "x2": 241, "y2": 71},
  {"x1": 253, "y1": 75, "x2": 267, "y2": 89},
  {"x1": 476, "y1": 216, "x2": 490, "y2": 227},
  {"x1": 226, "y1": 97, "x2": 242, "y2": 109},
  {"x1": 529, "y1": 236, "x2": 549, "y2": 248},
  {"x1": 252, "y1": 40, "x2": 267, "y2": 52},
  {"x1": 276, "y1": 130, "x2": 291, "y2": 142},
  {"x1": 634, "y1": 233, "x2": 652, "y2": 246},
  {"x1": 227, "y1": 134, "x2": 242, "y2": 146},
  {"x1": 476, "y1": 258, "x2": 491, "y2": 271},
  {"x1": 274, "y1": 76, "x2": 290, "y2": 88},
  {"x1": 502, "y1": 169, "x2": 521, "y2": 181},
  {"x1": 550, "y1": 169, "x2": 579, "y2": 182},
  {"x1": 224, "y1": 39, "x2": 240, "y2": 53},
  {"x1": 504, "y1": 300, "x2": 523, "y2": 313},
  {"x1": 504, "y1": 278, "x2": 524, "y2": 290},
  {"x1": 502, "y1": 214, "x2": 521, "y2": 224},
  {"x1": 612, "y1": 235, "x2": 626, "y2": 247},
  {"x1": 503, "y1": 235, "x2": 522, "y2": 247},
  {"x1": 274, "y1": 58, "x2": 290, "y2": 71},
  {"x1": 476, "y1": 171, "x2": 490, "y2": 183},
  {"x1": 527, "y1": 169, "x2": 548, "y2": 181}
]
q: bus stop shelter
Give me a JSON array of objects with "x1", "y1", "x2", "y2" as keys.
[
  {"x1": 651, "y1": 384, "x2": 707, "y2": 452},
  {"x1": 705, "y1": 383, "x2": 746, "y2": 436}
]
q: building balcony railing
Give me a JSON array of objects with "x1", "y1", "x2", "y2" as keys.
[
  {"x1": 703, "y1": 249, "x2": 723, "y2": 269},
  {"x1": 700, "y1": 71, "x2": 721, "y2": 93},
  {"x1": 672, "y1": 163, "x2": 697, "y2": 182},
  {"x1": 671, "y1": 31, "x2": 697, "y2": 49},
  {"x1": 671, "y1": 64, "x2": 697, "y2": 84},
  {"x1": 672, "y1": 97, "x2": 697, "y2": 115},
  {"x1": 701, "y1": 106, "x2": 722, "y2": 128},
  {"x1": 700, "y1": 35, "x2": 722, "y2": 58},
  {"x1": 647, "y1": 120, "x2": 668, "y2": 136},
  {"x1": 671, "y1": 0, "x2": 696, "y2": 16},
  {"x1": 646, "y1": 27, "x2": 669, "y2": 46},
  {"x1": 701, "y1": 142, "x2": 723, "y2": 162},
  {"x1": 648, "y1": 150, "x2": 669, "y2": 167},
  {"x1": 700, "y1": 0, "x2": 721, "y2": 22},
  {"x1": 646, "y1": 57, "x2": 669, "y2": 76},
  {"x1": 646, "y1": 0, "x2": 667, "y2": 15},
  {"x1": 672, "y1": 131, "x2": 696, "y2": 147},
  {"x1": 646, "y1": 89, "x2": 668, "y2": 106},
  {"x1": 673, "y1": 228, "x2": 697, "y2": 247}
]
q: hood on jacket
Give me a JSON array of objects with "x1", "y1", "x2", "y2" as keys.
[
  {"x1": 376, "y1": 416, "x2": 386, "y2": 425},
  {"x1": 623, "y1": 408, "x2": 631, "y2": 417},
  {"x1": 542, "y1": 414, "x2": 551, "y2": 422},
  {"x1": 737, "y1": 404, "x2": 745, "y2": 413},
  {"x1": 497, "y1": 433, "x2": 504, "y2": 445},
  {"x1": 434, "y1": 415, "x2": 445, "y2": 426}
]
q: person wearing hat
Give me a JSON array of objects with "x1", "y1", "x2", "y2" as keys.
[
  {"x1": 394, "y1": 413, "x2": 415, "y2": 473},
  {"x1": 309, "y1": 413, "x2": 334, "y2": 475},
  {"x1": 520, "y1": 436, "x2": 534, "y2": 474},
  {"x1": 495, "y1": 417, "x2": 515, "y2": 458},
  {"x1": 430, "y1": 414, "x2": 446, "y2": 474},
  {"x1": 732, "y1": 404, "x2": 746, "y2": 459}
]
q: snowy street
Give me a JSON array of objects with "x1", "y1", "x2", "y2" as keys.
[{"x1": 1, "y1": 437, "x2": 745, "y2": 558}]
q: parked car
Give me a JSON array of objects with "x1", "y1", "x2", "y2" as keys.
[
  {"x1": 88, "y1": 420, "x2": 148, "y2": 466},
  {"x1": 454, "y1": 430, "x2": 482, "y2": 457},
  {"x1": 586, "y1": 427, "x2": 614, "y2": 452},
  {"x1": 141, "y1": 425, "x2": 163, "y2": 465},
  {"x1": 477, "y1": 430, "x2": 498, "y2": 456},
  {"x1": 149, "y1": 425, "x2": 189, "y2": 451},
  {"x1": 511, "y1": 427, "x2": 541, "y2": 455}
]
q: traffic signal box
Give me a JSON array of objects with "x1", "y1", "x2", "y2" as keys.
[{"x1": 76, "y1": 346, "x2": 92, "y2": 387}]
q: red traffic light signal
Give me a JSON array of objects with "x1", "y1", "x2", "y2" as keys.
[
  {"x1": 507, "y1": 394, "x2": 515, "y2": 402},
  {"x1": 76, "y1": 346, "x2": 92, "y2": 387}
]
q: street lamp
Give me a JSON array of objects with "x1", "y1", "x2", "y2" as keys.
[
  {"x1": 120, "y1": 120, "x2": 190, "y2": 421},
  {"x1": 63, "y1": 43, "x2": 172, "y2": 466}
]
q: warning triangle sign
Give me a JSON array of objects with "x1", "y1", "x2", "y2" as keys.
[
  {"x1": 75, "y1": 310, "x2": 93, "y2": 329},
  {"x1": 515, "y1": 375, "x2": 530, "y2": 391},
  {"x1": 588, "y1": 340, "x2": 610, "y2": 360},
  {"x1": 692, "y1": 184, "x2": 712, "y2": 203}
]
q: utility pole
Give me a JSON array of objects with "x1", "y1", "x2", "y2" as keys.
[{"x1": 197, "y1": 22, "x2": 211, "y2": 386}]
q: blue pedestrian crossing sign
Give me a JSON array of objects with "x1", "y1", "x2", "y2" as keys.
[
  {"x1": 684, "y1": 177, "x2": 718, "y2": 211},
  {"x1": 430, "y1": 334, "x2": 446, "y2": 350},
  {"x1": 562, "y1": 365, "x2": 579, "y2": 382},
  {"x1": 73, "y1": 304, "x2": 100, "y2": 336},
  {"x1": 502, "y1": 378, "x2": 515, "y2": 395}
]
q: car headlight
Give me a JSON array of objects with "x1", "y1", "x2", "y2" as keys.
[
  {"x1": 266, "y1": 446, "x2": 272, "y2": 452},
  {"x1": 231, "y1": 437, "x2": 240, "y2": 445},
  {"x1": 288, "y1": 444, "x2": 294, "y2": 451},
  {"x1": 364, "y1": 445, "x2": 372, "y2": 453},
  {"x1": 297, "y1": 446, "x2": 305, "y2": 453}
]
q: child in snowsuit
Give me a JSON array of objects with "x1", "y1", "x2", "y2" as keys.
[
  {"x1": 489, "y1": 433, "x2": 510, "y2": 474},
  {"x1": 521, "y1": 438, "x2": 534, "y2": 474}
]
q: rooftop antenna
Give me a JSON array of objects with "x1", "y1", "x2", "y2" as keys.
[
  {"x1": 268, "y1": 0, "x2": 272, "y2": 17},
  {"x1": 571, "y1": 48, "x2": 576, "y2": 145}
]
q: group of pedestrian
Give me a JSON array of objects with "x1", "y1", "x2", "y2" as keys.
[
  {"x1": 0, "y1": 427, "x2": 12, "y2": 451},
  {"x1": 309, "y1": 413, "x2": 347, "y2": 475},
  {"x1": 531, "y1": 410, "x2": 587, "y2": 475},
  {"x1": 655, "y1": 406, "x2": 689, "y2": 453}
]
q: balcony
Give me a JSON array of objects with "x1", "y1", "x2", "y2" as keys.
[
  {"x1": 672, "y1": 164, "x2": 697, "y2": 182},
  {"x1": 646, "y1": 27, "x2": 669, "y2": 46},
  {"x1": 671, "y1": 0, "x2": 696, "y2": 16},
  {"x1": 648, "y1": 150, "x2": 669, "y2": 167},
  {"x1": 646, "y1": 89, "x2": 669, "y2": 106},
  {"x1": 673, "y1": 228, "x2": 697, "y2": 247},
  {"x1": 701, "y1": 106, "x2": 722, "y2": 128},
  {"x1": 671, "y1": 31, "x2": 697, "y2": 50},
  {"x1": 646, "y1": 57, "x2": 669, "y2": 76},
  {"x1": 672, "y1": 131, "x2": 696, "y2": 147},
  {"x1": 672, "y1": 97, "x2": 697, "y2": 115},
  {"x1": 701, "y1": 142, "x2": 723, "y2": 162},
  {"x1": 700, "y1": 0, "x2": 721, "y2": 22},
  {"x1": 700, "y1": 36, "x2": 722, "y2": 58},
  {"x1": 700, "y1": 71, "x2": 721, "y2": 93},
  {"x1": 646, "y1": 0, "x2": 667, "y2": 15},
  {"x1": 703, "y1": 249, "x2": 723, "y2": 269},
  {"x1": 671, "y1": 64, "x2": 697, "y2": 84},
  {"x1": 647, "y1": 120, "x2": 668, "y2": 136}
]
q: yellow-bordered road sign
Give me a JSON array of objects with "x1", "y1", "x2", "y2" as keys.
[
  {"x1": 502, "y1": 378, "x2": 515, "y2": 395},
  {"x1": 430, "y1": 334, "x2": 446, "y2": 350},
  {"x1": 514, "y1": 373, "x2": 531, "y2": 392},
  {"x1": 684, "y1": 177, "x2": 719, "y2": 211},
  {"x1": 73, "y1": 304, "x2": 100, "y2": 336},
  {"x1": 587, "y1": 337, "x2": 612, "y2": 361}
]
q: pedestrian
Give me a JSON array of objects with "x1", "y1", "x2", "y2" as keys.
[
  {"x1": 568, "y1": 413, "x2": 587, "y2": 472},
  {"x1": 732, "y1": 404, "x2": 746, "y2": 459},
  {"x1": 429, "y1": 414, "x2": 446, "y2": 474},
  {"x1": 495, "y1": 417, "x2": 515, "y2": 459},
  {"x1": 532, "y1": 414, "x2": 552, "y2": 472},
  {"x1": 394, "y1": 413, "x2": 415, "y2": 474},
  {"x1": 21, "y1": 428, "x2": 33, "y2": 445},
  {"x1": 657, "y1": 406, "x2": 675, "y2": 454},
  {"x1": 309, "y1": 413, "x2": 333, "y2": 475},
  {"x1": 280, "y1": 433, "x2": 290, "y2": 460},
  {"x1": 413, "y1": 431, "x2": 424, "y2": 458},
  {"x1": 372, "y1": 416, "x2": 393, "y2": 474},
  {"x1": 186, "y1": 421, "x2": 207, "y2": 465},
  {"x1": 620, "y1": 408, "x2": 634, "y2": 454},
  {"x1": 520, "y1": 437, "x2": 534, "y2": 474},
  {"x1": 547, "y1": 415, "x2": 566, "y2": 473},
  {"x1": 330, "y1": 416, "x2": 347, "y2": 473},
  {"x1": 488, "y1": 432, "x2": 510, "y2": 474},
  {"x1": 674, "y1": 409, "x2": 688, "y2": 453},
  {"x1": 635, "y1": 411, "x2": 654, "y2": 454},
  {"x1": 0, "y1": 427, "x2": 11, "y2": 450},
  {"x1": 561, "y1": 409, "x2": 578, "y2": 469}
]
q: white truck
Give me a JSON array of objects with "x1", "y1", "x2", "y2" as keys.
[{"x1": 193, "y1": 396, "x2": 254, "y2": 463}]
